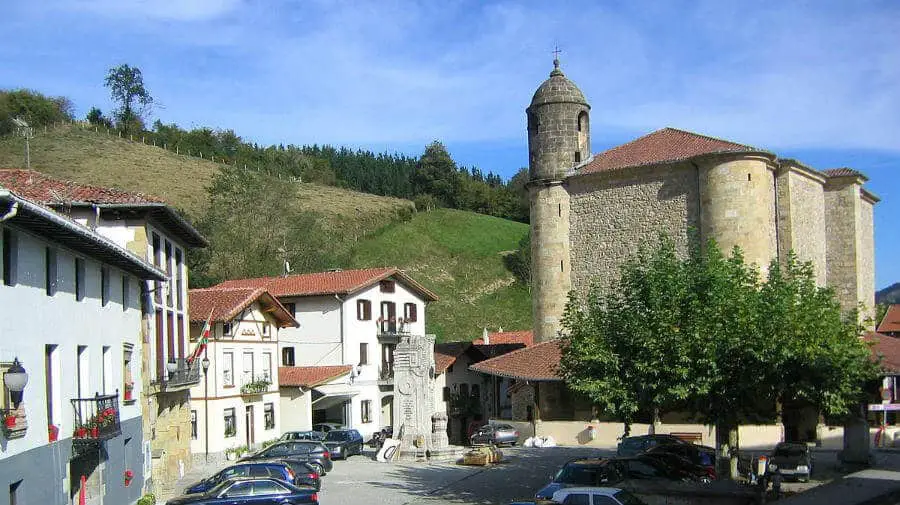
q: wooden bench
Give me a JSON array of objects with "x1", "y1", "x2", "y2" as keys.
[{"x1": 669, "y1": 432, "x2": 703, "y2": 444}]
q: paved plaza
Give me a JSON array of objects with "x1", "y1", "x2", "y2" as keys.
[{"x1": 160, "y1": 447, "x2": 900, "y2": 505}]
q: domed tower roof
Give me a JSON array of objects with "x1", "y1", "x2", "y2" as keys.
[{"x1": 529, "y1": 58, "x2": 589, "y2": 108}]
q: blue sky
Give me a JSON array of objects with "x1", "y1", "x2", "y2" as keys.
[{"x1": 1, "y1": 0, "x2": 898, "y2": 288}]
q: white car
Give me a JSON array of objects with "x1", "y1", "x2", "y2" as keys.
[{"x1": 551, "y1": 487, "x2": 647, "y2": 505}]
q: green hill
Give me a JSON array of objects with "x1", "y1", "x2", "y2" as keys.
[
  {"x1": 348, "y1": 208, "x2": 531, "y2": 342},
  {"x1": 0, "y1": 124, "x2": 533, "y2": 342}
]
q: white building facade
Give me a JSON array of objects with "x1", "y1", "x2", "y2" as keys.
[
  {"x1": 215, "y1": 268, "x2": 438, "y2": 441},
  {"x1": 0, "y1": 188, "x2": 167, "y2": 505},
  {"x1": 188, "y1": 288, "x2": 297, "y2": 460},
  {"x1": 0, "y1": 168, "x2": 208, "y2": 498}
]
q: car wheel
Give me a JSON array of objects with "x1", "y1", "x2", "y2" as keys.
[{"x1": 311, "y1": 463, "x2": 324, "y2": 476}]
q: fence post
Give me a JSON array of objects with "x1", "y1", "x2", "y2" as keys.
[
  {"x1": 142, "y1": 136, "x2": 145, "y2": 144},
  {"x1": 130, "y1": 134, "x2": 133, "y2": 141},
  {"x1": 199, "y1": 152, "x2": 203, "y2": 159},
  {"x1": 118, "y1": 131, "x2": 121, "y2": 138}
]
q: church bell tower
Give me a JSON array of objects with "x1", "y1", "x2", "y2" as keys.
[{"x1": 526, "y1": 56, "x2": 590, "y2": 342}]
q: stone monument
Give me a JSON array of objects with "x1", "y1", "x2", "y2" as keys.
[{"x1": 392, "y1": 333, "x2": 437, "y2": 461}]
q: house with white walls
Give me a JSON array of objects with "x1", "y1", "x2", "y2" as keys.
[
  {"x1": 0, "y1": 187, "x2": 167, "y2": 505},
  {"x1": 187, "y1": 287, "x2": 298, "y2": 460},
  {"x1": 0, "y1": 169, "x2": 208, "y2": 498},
  {"x1": 433, "y1": 329, "x2": 532, "y2": 444},
  {"x1": 214, "y1": 267, "x2": 438, "y2": 440}
]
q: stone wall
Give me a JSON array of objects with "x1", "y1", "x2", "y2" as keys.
[
  {"x1": 858, "y1": 196, "x2": 876, "y2": 324},
  {"x1": 568, "y1": 162, "x2": 700, "y2": 301},
  {"x1": 776, "y1": 165, "x2": 827, "y2": 285},
  {"x1": 699, "y1": 155, "x2": 777, "y2": 275},
  {"x1": 825, "y1": 180, "x2": 861, "y2": 315},
  {"x1": 530, "y1": 182, "x2": 571, "y2": 341},
  {"x1": 510, "y1": 384, "x2": 535, "y2": 421},
  {"x1": 147, "y1": 390, "x2": 192, "y2": 497}
]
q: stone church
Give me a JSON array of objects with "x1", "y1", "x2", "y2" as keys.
[{"x1": 527, "y1": 58, "x2": 879, "y2": 343}]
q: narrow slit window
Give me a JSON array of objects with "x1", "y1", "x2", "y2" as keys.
[
  {"x1": 574, "y1": 151, "x2": 581, "y2": 163},
  {"x1": 560, "y1": 260, "x2": 564, "y2": 272}
]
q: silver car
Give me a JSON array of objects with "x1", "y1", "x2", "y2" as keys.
[{"x1": 470, "y1": 424, "x2": 520, "y2": 446}]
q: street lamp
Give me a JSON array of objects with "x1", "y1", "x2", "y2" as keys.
[
  {"x1": 4, "y1": 357, "x2": 28, "y2": 408},
  {"x1": 201, "y1": 355, "x2": 211, "y2": 462}
]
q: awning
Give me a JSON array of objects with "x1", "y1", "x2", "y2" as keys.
[{"x1": 311, "y1": 391, "x2": 358, "y2": 410}]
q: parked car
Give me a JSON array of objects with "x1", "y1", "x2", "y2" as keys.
[
  {"x1": 312, "y1": 422, "x2": 344, "y2": 433},
  {"x1": 323, "y1": 429, "x2": 365, "y2": 459},
  {"x1": 550, "y1": 487, "x2": 647, "y2": 505},
  {"x1": 535, "y1": 458, "x2": 610, "y2": 500},
  {"x1": 183, "y1": 461, "x2": 315, "y2": 495},
  {"x1": 646, "y1": 442, "x2": 716, "y2": 472},
  {"x1": 254, "y1": 459, "x2": 322, "y2": 490},
  {"x1": 768, "y1": 442, "x2": 812, "y2": 482},
  {"x1": 616, "y1": 434, "x2": 689, "y2": 457},
  {"x1": 642, "y1": 449, "x2": 715, "y2": 483},
  {"x1": 166, "y1": 477, "x2": 318, "y2": 505},
  {"x1": 535, "y1": 455, "x2": 702, "y2": 500},
  {"x1": 281, "y1": 430, "x2": 325, "y2": 441},
  {"x1": 470, "y1": 424, "x2": 520, "y2": 446},
  {"x1": 240, "y1": 440, "x2": 333, "y2": 475}
]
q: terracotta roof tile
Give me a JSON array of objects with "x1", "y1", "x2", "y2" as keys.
[
  {"x1": 434, "y1": 342, "x2": 472, "y2": 374},
  {"x1": 474, "y1": 330, "x2": 534, "y2": 347},
  {"x1": 0, "y1": 168, "x2": 164, "y2": 205},
  {"x1": 279, "y1": 365, "x2": 352, "y2": 388},
  {"x1": 189, "y1": 287, "x2": 298, "y2": 327},
  {"x1": 824, "y1": 168, "x2": 867, "y2": 180},
  {"x1": 864, "y1": 332, "x2": 900, "y2": 373},
  {"x1": 214, "y1": 267, "x2": 438, "y2": 301},
  {"x1": 469, "y1": 340, "x2": 562, "y2": 381},
  {"x1": 878, "y1": 305, "x2": 900, "y2": 334},
  {"x1": 579, "y1": 128, "x2": 762, "y2": 174}
]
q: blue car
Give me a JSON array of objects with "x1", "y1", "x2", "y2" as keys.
[{"x1": 166, "y1": 477, "x2": 317, "y2": 505}]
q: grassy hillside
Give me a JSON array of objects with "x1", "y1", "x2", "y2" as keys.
[
  {"x1": 877, "y1": 283, "x2": 900, "y2": 305},
  {"x1": 0, "y1": 125, "x2": 414, "y2": 223},
  {"x1": 0, "y1": 125, "x2": 532, "y2": 343},
  {"x1": 348, "y1": 208, "x2": 531, "y2": 342}
]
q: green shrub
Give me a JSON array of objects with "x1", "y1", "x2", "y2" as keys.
[{"x1": 137, "y1": 494, "x2": 155, "y2": 505}]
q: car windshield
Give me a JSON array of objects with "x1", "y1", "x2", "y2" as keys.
[
  {"x1": 555, "y1": 464, "x2": 604, "y2": 485},
  {"x1": 614, "y1": 490, "x2": 646, "y2": 505},
  {"x1": 774, "y1": 446, "x2": 806, "y2": 457},
  {"x1": 325, "y1": 431, "x2": 350, "y2": 441}
]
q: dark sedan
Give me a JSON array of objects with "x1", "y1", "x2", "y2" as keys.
[
  {"x1": 323, "y1": 429, "x2": 364, "y2": 459},
  {"x1": 240, "y1": 441, "x2": 333, "y2": 475},
  {"x1": 470, "y1": 424, "x2": 520, "y2": 447},
  {"x1": 648, "y1": 442, "x2": 716, "y2": 472},
  {"x1": 166, "y1": 477, "x2": 318, "y2": 505},
  {"x1": 281, "y1": 431, "x2": 325, "y2": 442},
  {"x1": 616, "y1": 434, "x2": 689, "y2": 457},
  {"x1": 643, "y1": 449, "x2": 715, "y2": 483},
  {"x1": 768, "y1": 442, "x2": 812, "y2": 482},
  {"x1": 184, "y1": 461, "x2": 314, "y2": 495}
]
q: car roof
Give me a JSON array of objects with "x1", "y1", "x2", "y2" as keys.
[{"x1": 553, "y1": 487, "x2": 623, "y2": 497}]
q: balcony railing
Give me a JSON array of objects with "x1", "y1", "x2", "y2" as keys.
[
  {"x1": 154, "y1": 358, "x2": 201, "y2": 391},
  {"x1": 71, "y1": 393, "x2": 121, "y2": 444},
  {"x1": 240, "y1": 376, "x2": 272, "y2": 396}
]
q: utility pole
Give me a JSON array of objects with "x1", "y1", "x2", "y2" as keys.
[{"x1": 12, "y1": 118, "x2": 33, "y2": 169}]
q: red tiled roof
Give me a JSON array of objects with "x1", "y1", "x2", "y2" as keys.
[
  {"x1": 579, "y1": 128, "x2": 763, "y2": 175},
  {"x1": 864, "y1": 332, "x2": 900, "y2": 373},
  {"x1": 469, "y1": 340, "x2": 562, "y2": 381},
  {"x1": 434, "y1": 342, "x2": 472, "y2": 374},
  {"x1": 824, "y1": 168, "x2": 867, "y2": 180},
  {"x1": 474, "y1": 330, "x2": 534, "y2": 347},
  {"x1": 878, "y1": 305, "x2": 900, "y2": 334},
  {"x1": 189, "y1": 287, "x2": 297, "y2": 327},
  {"x1": 0, "y1": 168, "x2": 164, "y2": 205},
  {"x1": 214, "y1": 267, "x2": 438, "y2": 301},
  {"x1": 279, "y1": 366, "x2": 352, "y2": 388}
]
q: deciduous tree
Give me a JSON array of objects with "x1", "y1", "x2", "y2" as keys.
[{"x1": 104, "y1": 64, "x2": 153, "y2": 135}]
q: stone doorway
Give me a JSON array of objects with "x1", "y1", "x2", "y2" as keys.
[{"x1": 69, "y1": 450, "x2": 102, "y2": 505}]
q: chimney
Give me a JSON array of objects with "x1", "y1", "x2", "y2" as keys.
[
  {"x1": 498, "y1": 326, "x2": 503, "y2": 333},
  {"x1": 482, "y1": 327, "x2": 489, "y2": 344}
]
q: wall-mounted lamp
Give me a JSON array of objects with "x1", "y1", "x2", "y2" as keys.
[
  {"x1": 166, "y1": 359, "x2": 178, "y2": 378},
  {"x1": 4, "y1": 358, "x2": 28, "y2": 408}
]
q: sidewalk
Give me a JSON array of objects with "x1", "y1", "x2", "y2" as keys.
[{"x1": 156, "y1": 457, "x2": 229, "y2": 504}]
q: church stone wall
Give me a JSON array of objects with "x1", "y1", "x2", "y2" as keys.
[
  {"x1": 699, "y1": 156, "x2": 777, "y2": 275},
  {"x1": 567, "y1": 162, "x2": 700, "y2": 301},
  {"x1": 530, "y1": 182, "x2": 571, "y2": 341},
  {"x1": 776, "y1": 166, "x2": 827, "y2": 285},
  {"x1": 825, "y1": 181, "x2": 862, "y2": 316},
  {"x1": 858, "y1": 196, "x2": 876, "y2": 324}
]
